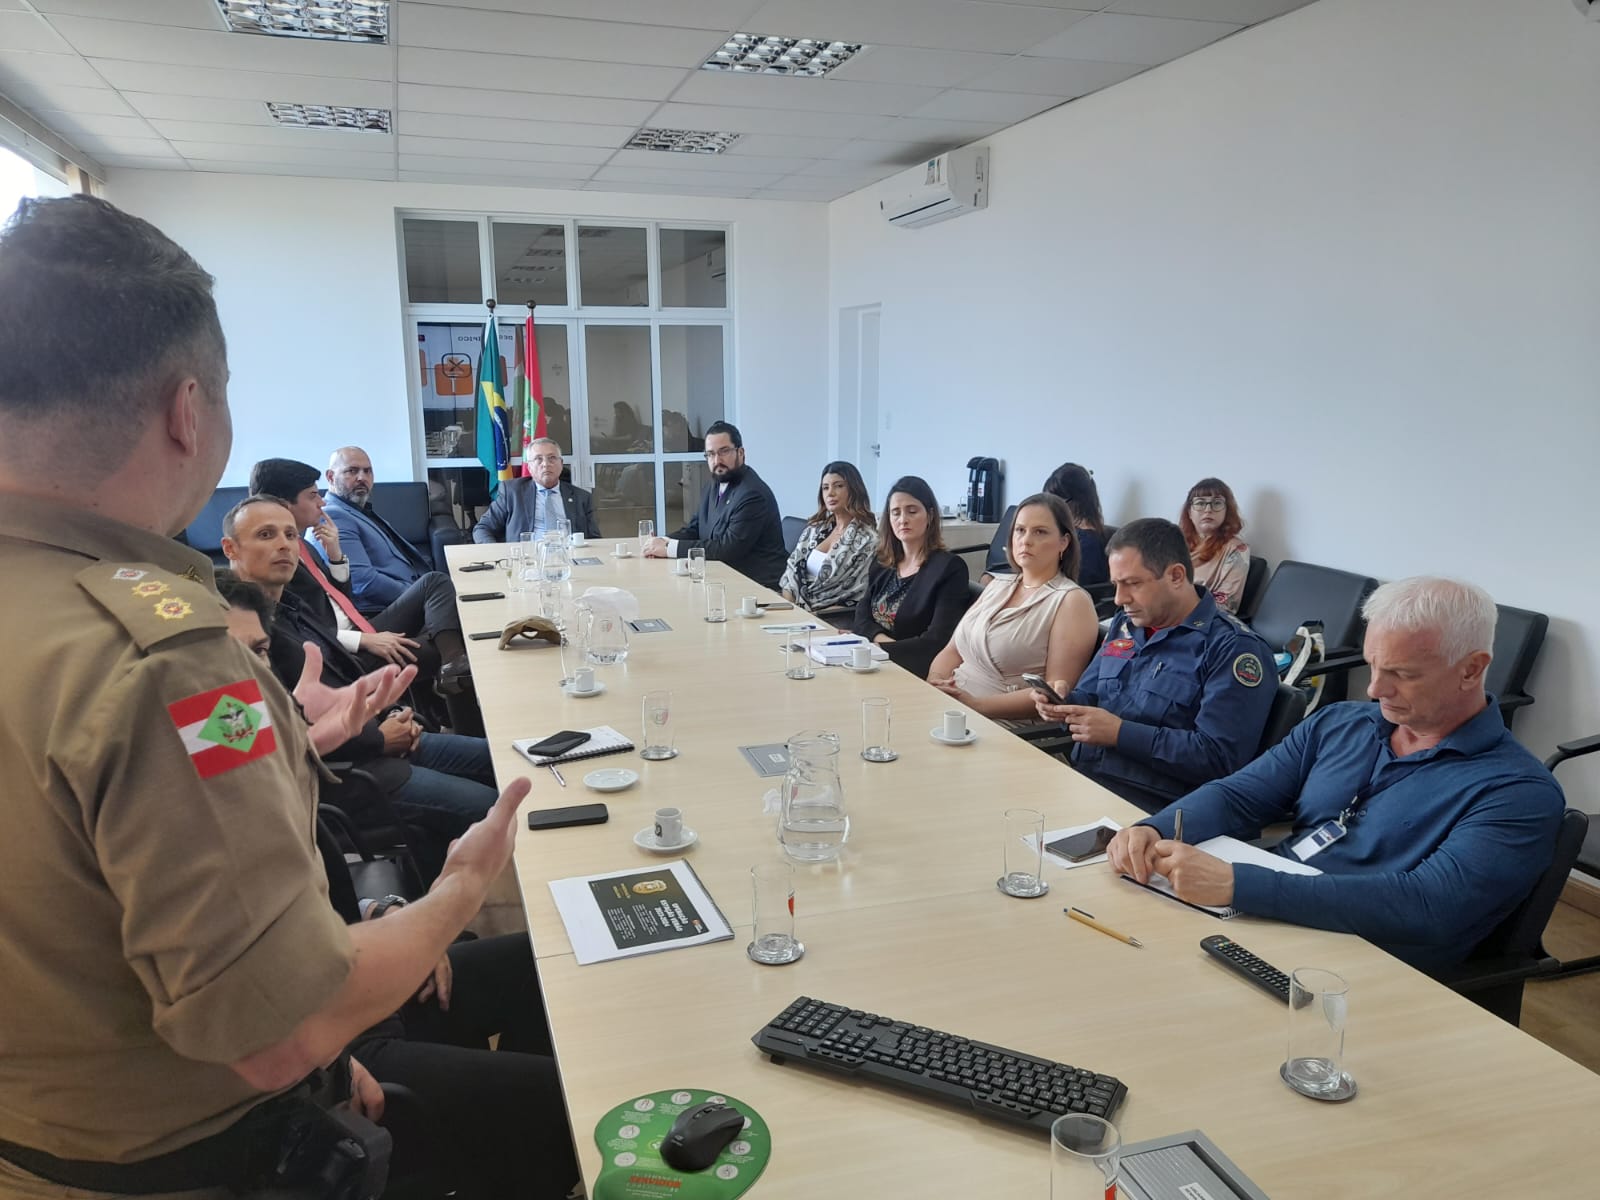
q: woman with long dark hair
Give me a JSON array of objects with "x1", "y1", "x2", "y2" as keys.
[
  {"x1": 1178, "y1": 476, "x2": 1250, "y2": 613},
  {"x1": 780, "y1": 461, "x2": 877, "y2": 611},
  {"x1": 981, "y1": 462, "x2": 1109, "y2": 587},
  {"x1": 852, "y1": 475, "x2": 972, "y2": 678}
]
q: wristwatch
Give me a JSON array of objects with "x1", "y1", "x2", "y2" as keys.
[{"x1": 363, "y1": 894, "x2": 408, "y2": 920}]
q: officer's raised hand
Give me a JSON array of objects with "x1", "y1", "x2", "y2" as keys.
[{"x1": 436, "y1": 776, "x2": 531, "y2": 894}]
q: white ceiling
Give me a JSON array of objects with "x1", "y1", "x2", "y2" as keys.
[{"x1": 0, "y1": 0, "x2": 1317, "y2": 201}]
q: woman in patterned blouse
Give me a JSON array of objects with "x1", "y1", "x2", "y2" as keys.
[{"x1": 780, "y1": 461, "x2": 877, "y2": 612}]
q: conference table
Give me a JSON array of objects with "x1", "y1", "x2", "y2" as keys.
[{"x1": 448, "y1": 544, "x2": 1596, "y2": 1197}]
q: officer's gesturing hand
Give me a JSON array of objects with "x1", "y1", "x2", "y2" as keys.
[
  {"x1": 436, "y1": 777, "x2": 530, "y2": 894},
  {"x1": 346, "y1": 1056, "x2": 386, "y2": 1122},
  {"x1": 1106, "y1": 825, "x2": 1163, "y2": 883}
]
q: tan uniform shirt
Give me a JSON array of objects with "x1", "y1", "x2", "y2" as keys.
[{"x1": 0, "y1": 497, "x2": 354, "y2": 1164}]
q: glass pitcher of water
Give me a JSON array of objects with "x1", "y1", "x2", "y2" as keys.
[
  {"x1": 584, "y1": 607, "x2": 629, "y2": 666},
  {"x1": 779, "y1": 730, "x2": 848, "y2": 863},
  {"x1": 539, "y1": 536, "x2": 572, "y2": 585}
]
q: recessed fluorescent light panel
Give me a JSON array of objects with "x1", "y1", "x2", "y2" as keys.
[
  {"x1": 627, "y1": 128, "x2": 741, "y2": 155},
  {"x1": 218, "y1": 1, "x2": 389, "y2": 43},
  {"x1": 702, "y1": 34, "x2": 863, "y2": 77},
  {"x1": 267, "y1": 102, "x2": 392, "y2": 131}
]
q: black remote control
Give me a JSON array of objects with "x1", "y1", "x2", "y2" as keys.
[{"x1": 1200, "y1": 934, "x2": 1305, "y2": 1005}]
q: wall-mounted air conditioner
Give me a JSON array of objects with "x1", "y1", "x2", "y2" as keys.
[{"x1": 878, "y1": 147, "x2": 988, "y2": 230}]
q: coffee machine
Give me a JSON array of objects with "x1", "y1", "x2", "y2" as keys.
[{"x1": 965, "y1": 457, "x2": 1002, "y2": 523}]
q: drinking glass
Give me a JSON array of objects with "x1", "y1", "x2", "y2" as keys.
[
  {"x1": 517, "y1": 531, "x2": 538, "y2": 588},
  {"x1": 1050, "y1": 1114, "x2": 1119, "y2": 1200},
  {"x1": 705, "y1": 581, "x2": 727, "y2": 623},
  {"x1": 1283, "y1": 968, "x2": 1356, "y2": 1100},
  {"x1": 637, "y1": 518, "x2": 654, "y2": 556},
  {"x1": 861, "y1": 697, "x2": 896, "y2": 763},
  {"x1": 688, "y1": 547, "x2": 706, "y2": 582},
  {"x1": 998, "y1": 808, "x2": 1049, "y2": 898},
  {"x1": 785, "y1": 627, "x2": 815, "y2": 680},
  {"x1": 747, "y1": 862, "x2": 804, "y2": 965},
  {"x1": 641, "y1": 690, "x2": 677, "y2": 761}
]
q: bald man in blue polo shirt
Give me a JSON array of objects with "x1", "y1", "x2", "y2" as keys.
[{"x1": 1108, "y1": 576, "x2": 1564, "y2": 970}]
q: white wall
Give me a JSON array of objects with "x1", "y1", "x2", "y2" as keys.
[
  {"x1": 828, "y1": 0, "x2": 1600, "y2": 794},
  {"x1": 104, "y1": 171, "x2": 829, "y2": 519}
]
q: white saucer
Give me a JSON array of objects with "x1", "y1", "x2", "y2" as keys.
[
  {"x1": 584, "y1": 767, "x2": 638, "y2": 792},
  {"x1": 610, "y1": 551, "x2": 635, "y2": 559},
  {"x1": 737, "y1": 609, "x2": 764, "y2": 619},
  {"x1": 843, "y1": 661, "x2": 880, "y2": 674},
  {"x1": 930, "y1": 727, "x2": 978, "y2": 746},
  {"x1": 634, "y1": 826, "x2": 698, "y2": 853},
  {"x1": 563, "y1": 681, "x2": 606, "y2": 698}
]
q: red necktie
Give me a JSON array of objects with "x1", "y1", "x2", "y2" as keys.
[{"x1": 300, "y1": 541, "x2": 376, "y2": 634}]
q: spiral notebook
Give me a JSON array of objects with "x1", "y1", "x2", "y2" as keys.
[
  {"x1": 513, "y1": 725, "x2": 635, "y2": 767},
  {"x1": 1121, "y1": 835, "x2": 1321, "y2": 919}
]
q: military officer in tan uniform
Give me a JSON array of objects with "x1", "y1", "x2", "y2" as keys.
[{"x1": 0, "y1": 197, "x2": 529, "y2": 1197}]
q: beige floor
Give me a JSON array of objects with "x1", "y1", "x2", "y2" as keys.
[{"x1": 1522, "y1": 898, "x2": 1600, "y2": 1074}]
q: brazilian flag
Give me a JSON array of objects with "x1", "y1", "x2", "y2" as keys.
[{"x1": 475, "y1": 312, "x2": 513, "y2": 494}]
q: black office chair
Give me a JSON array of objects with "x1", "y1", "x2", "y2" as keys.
[
  {"x1": 181, "y1": 484, "x2": 250, "y2": 566},
  {"x1": 981, "y1": 504, "x2": 1019, "y2": 573},
  {"x1": 1247, "y1": 561, "x2": 1378, "y2": 703},
  {"x1": 1486, "y1": 604, "x2": 1547, "y2": 730},
  {"x1": 1238, "y1": 555, "x2": 1269, "y2": 621},
  {"x1": 1433, "y1": 807, "x2": 1588, "y2": 1025},
  {"x1": 1531, "y1": 734, "x2": 1600, "y2": 981},
  {"x1": 781, "y1": 516, "x2": 807, "y2": 555},
  {"x1": 1257, "y1": 682, "x2": 1308, "y2": 757}
]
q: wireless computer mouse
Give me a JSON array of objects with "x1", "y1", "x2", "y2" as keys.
[{"x1": 659, "y1": 1101, "x2": 745, "y2": 1172}]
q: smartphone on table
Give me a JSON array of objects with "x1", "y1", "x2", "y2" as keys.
[{"x1": 1045, "y1": 826, "x2": 1117, "y2": 862}]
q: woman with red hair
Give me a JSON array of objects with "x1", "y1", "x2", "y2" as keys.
[{"x1": 1178, "y1": 477, "x2": 1250, "y2": 613}]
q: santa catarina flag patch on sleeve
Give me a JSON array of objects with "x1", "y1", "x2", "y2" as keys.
[{"x1": 168, "y1": 679, "x2": 277, "y2": 779}]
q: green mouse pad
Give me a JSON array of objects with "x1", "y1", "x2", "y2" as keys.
[{"x1": 592, "y1": 1088, "x2": 771, "y2": 1200}]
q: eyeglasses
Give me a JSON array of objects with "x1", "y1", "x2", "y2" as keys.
[
  {"x1": 1189, "y1": 497, "x2": 1227, "y2": 512},
  {"x1": 704, "y1": 446, "x2": 739, "y2": 461},
  {"x1": 529, "y1": 454, "x2": 562, "y2": 466}
]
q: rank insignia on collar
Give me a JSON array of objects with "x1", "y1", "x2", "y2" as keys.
[
  {"x1": 182, "y1": 566, "x2": 204, "y2": 583},
  {"x1": 112, "y1": 568, "x2": 146, "y2": 581},
  {"x1": 155, "y1": 598, "x2": 194, "y2": 621},
  {"x1": 132, "y1": 581, "x2": 169, "y2": 598}
]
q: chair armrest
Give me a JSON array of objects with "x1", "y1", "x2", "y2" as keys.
[
  {"x1": 1435, "y1": 954, "x2": 1559, "y2": 993},
  {"x1": 1499, "y1": 693, "x2": 1534, "y2": 712},
  {"x1": 1547, "y1": 733, "x2": 1600, "y2": 771},
  {"x1": 1303, "y1": 647, "x2": 1365, "y2": 678}
]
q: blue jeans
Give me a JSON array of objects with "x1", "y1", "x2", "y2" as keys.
[{"x1": 391, "y1": 732, "x2": 496, "y2": 826}]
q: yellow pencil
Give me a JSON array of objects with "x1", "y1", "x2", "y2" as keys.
[{"x1": 1065, "y1": 906, "x2": 1144, "y2": 948}]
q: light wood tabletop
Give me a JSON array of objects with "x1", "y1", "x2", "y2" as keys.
[{"x1": 448, "y1": 543, "x2": 1597, "y2": 1197}]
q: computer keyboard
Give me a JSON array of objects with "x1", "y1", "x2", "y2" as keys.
[{"x1": 751, "y1": 996, "x2": 1127, "y2": 1133}]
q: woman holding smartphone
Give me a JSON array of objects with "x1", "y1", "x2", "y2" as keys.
[
  {"x1": 852, "y1": 476, "x2": 971, "y2": 679},
  {"x1": 927, "y1": 494, "x2": 1100, "y2": 718}
]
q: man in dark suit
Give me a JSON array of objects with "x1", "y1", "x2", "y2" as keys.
[
  {"x1": 471, "y1": 438, "x2": 601, "y2": 544},
  {"x1": 642, "y1": 420, "x2": 787, "y2": 590}
]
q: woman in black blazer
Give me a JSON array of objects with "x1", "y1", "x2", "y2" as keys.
[{"x1": 853, "y1": 475, "x2": 972, "y2": 679}]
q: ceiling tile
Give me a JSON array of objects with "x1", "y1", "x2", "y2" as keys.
[
  {"x1": 170, "y1": 140, "x2": 396, "y2": 167},
  {"x1": 582, "y1": 179, "x2": 756, "y2": 198},
  {"x1": 188, "y1": 160, "x2": 398, "y2": 180},
  {"x1": 49, "y1": 15, "x2": 394, "y2": 78},
  {"x1": 0, "y1": 12, "x2": 73, "y2": 53},
  {"x1": 719, "y1": 132, "x2": 849, "y2": 158},
  {"x1": 71, "y1": 134, "x2": 177, "y2": 157},
  {"x1": 397, "y1": 169, "x2": 590, "y2": 189},
  {"x1": 102, "y1": 157, "x2": 189, "y2": 172},
  {"x1": 401, "y1": 111, "x2": 637, "y2": 147},
  {"x1": 412, "y1": 0, "x2": 756, "y2": 27},
  {"x1": 400, "y1": 154, "x2": 595, "y2": 179},
  {"x1": 400, "y1": 83, "x2": 655, "y2": 126},
  {"x1": 742, "y1": 0, "x2": 1092, "y2": 54},
  {"x1": 396, "y1": 3, "x2": 725, "y2": 68},
  {"x1": 960, "y1": 54, "x2": 1142, "y2": 96},
  {"x1": 122, "y1": 92, "x2": 277, "y2": 124},
  {"x1": 1029, "y1": 12, "x2": 1239, "y2": 64},
  {"x1": 32, "y1": 0, "x2": 224, "y2": 26},
  {"x1": 399, "y1": 47, "x2": 689, "y2": 101},
  {"x1": 0, "y1": 49, "x2": 107, "y2": 89},
  {"x1": 399, "y1": 135, "x2": 612, "y2": 164},
  {"x1": 591, "y1": 164, "x2": 784, "y2": 188},
  {"x1": 35, "y1": 110, "x2": 159, "y2": 139},
  {"x1": 651, "y1": 101, "x2": 887, "y2": 139},
  {"x1": 668, "y1": 72, "x2": 941, "y2": 117},
  {"x1": 1110, "y1": 0, "x2": 1313, "y2": 21},
  {"x1": 605, "y1": 147, "x2": 808, "y2": 174},
  {"x1": 828, "y1": 44, "x2": 1013, "y2": 88},
  {"x1": 826, "y1": 137, "x2": 938, "y2": 163},
  {"x1": 92, "y1": 60, "x2": 393, "y2": 105},
  {"x1": 908, "y1": 89, "x2": 1067, "y2": 123},
  {"x1": 150, "y1": 119, "x2": 396, "y2": 149},
  {"x1": 864, "y1": 114, "x2": 1001, "y2": 142},
  {"x1": 0, "y1": 80, "x2": 136, "y2": 116}
]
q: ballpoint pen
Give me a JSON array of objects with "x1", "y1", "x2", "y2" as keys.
[
  {"x1": 1174, "y1": 810, "x2": 1184, "y2": 845},
  {"x1": 1064, "y1": 907, "x2": 1144, "y2": 948},
  {"x1": 549, "y1": 765, "x2": 566, "y2": 788}
]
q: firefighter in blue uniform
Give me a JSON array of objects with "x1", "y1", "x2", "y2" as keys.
[{"x1": 1035, "y1": 518, "x2": 1277, "y2": 814}]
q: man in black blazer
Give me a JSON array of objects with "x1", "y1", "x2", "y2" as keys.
[
  {"x1": 642, "y1": 421, "x2": 787, "y2": 590},
  {"x1": 472, "y1": 437, "x2": 602, "y2": 544}
]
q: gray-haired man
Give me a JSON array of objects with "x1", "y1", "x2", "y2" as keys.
[{"x1": 472, "y1": 438, "x2": 601, "y2": 543}]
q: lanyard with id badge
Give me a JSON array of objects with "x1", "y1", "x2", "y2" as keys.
[{"x1": 1289, "y1": 739, "x2": 1426, "y2": 862}]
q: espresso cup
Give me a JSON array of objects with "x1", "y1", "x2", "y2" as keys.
[
  {"x1": 573, "y1": 667, "x2": 596, "y2": 694},
  {"x1": 570, "y1": 532, "x2": 586, "y2": 547},
  {"x1": 614, "y1": 542, "x2": 630, "y2": 557},
  {"x1": 943, "y1": 709, "x2": 967, "y2": 740},
  {"x1": 654, "y1": 807, "x2": 683, "y2": 846},
  {"x1": 740, "y1": 596, "x2": 760, "y2": 616},
  {"x1": 851, "y1": 645, "x2": 874, "y2": 669}
]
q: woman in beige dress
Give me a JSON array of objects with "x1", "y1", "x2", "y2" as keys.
[
  {"x1": 1179, "y1": 476, "x2": 1250, "y2": 613},
  {"x1": 927, "y1": 494, "x2": 1100, "y2": 718}
]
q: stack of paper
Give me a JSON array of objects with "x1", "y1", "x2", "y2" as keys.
[
  {"x1": 1123, "y1": 835, "x2": 1321, "y2": 918},
  {"x1": 798, "y1": 634, "x2": 889, "y2": 665}
]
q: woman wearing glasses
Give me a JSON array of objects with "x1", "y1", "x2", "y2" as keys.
[
  {"x1": 1179, "y1": 477, "x2": 1250, "y2": 613},
  {"x1": 780, "y1": 461, "x2": 878, "y2": 612}
]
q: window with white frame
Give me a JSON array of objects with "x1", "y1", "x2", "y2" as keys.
[{"x1": 399, "y1": 213, "x2": 731, "y2": 539}]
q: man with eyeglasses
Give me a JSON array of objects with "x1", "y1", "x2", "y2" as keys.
[
  {"x1": 472, "y1": 437, "x2": 601, "y2": 544},
  {"x1": 1034, "y1": 518, "x2": 1276, "y2": 814},
  {"x1": 642, "y1": 420, "x2": 787, "y2": 591}
]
